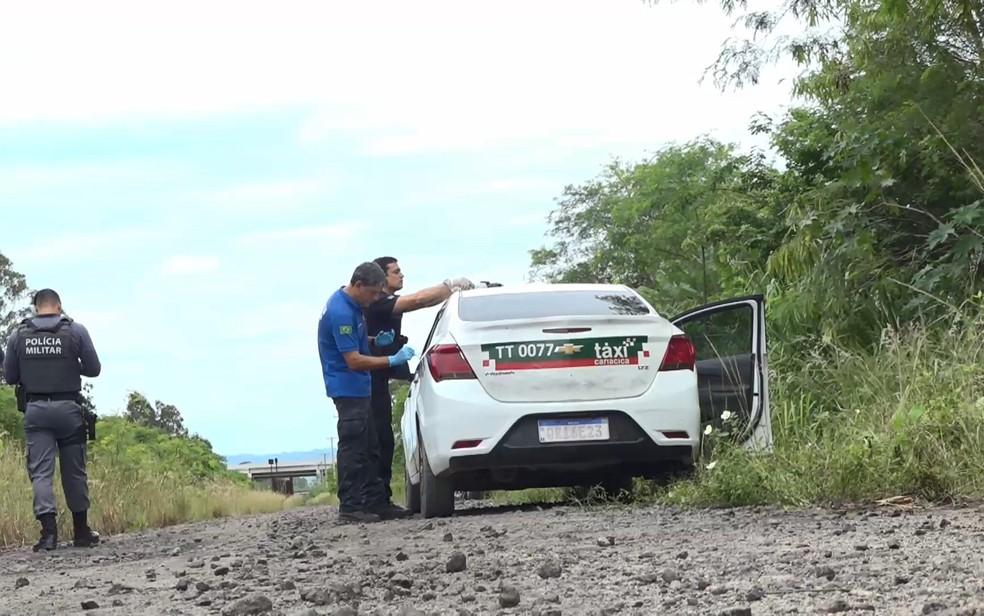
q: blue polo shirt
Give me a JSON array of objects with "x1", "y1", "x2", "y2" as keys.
[{"x1": 318, "y1": 288, "x2": 371, "y2": 398}]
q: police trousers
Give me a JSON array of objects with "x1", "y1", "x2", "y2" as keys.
[
  {"x1": 24, "y1": 400, "x2": 90, "y2": 518},
  {"x1": 332, "y1": 397, "x2": 385, "y2": 513},
  {"x1": 370, "y1": 373, "x2": 395, "y2": 501}
]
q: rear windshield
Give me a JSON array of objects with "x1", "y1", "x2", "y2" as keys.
[{"x1": 458, "y1": 290, "x2": 651, "y2": 321}]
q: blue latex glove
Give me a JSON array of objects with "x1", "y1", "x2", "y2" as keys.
[
  {"x1": 375, "y1": 329, "x2": 396, "y2": 347},
  {"x1": 388, "y1": 345, "x2": 416, "y2": 367}
]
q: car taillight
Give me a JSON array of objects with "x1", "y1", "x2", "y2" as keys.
[
  {"x1": 427, "y1": 344, "x2": 477, "y2": 382},
  {"x1": 659, "y1": 335, "x2": 695, "y2": 371}
]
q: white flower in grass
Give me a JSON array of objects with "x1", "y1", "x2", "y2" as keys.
[
  {"x1": 705, "y1": 461, "x2": 718, "y2": 471},
  {"x1": 704, "y1": 425, "x2": 714, "y2": 436},
  {"x1": 721, "y1": 410, "x2": 734, "y2": 422}
]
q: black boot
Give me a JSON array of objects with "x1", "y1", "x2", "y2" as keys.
[
  {"x1": 337, "y1": 510, "x2": 381, "y2": 524},
  {"x1": 72, "y1": 511, "x2": 100, "y2": 548},
  {"x1": 32, "y1": 513, "x2": 57, "y2": 552},
  {"x1": 370, "y1": 502, "x2": 413, "y2": 520}
]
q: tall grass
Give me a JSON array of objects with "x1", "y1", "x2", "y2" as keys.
[
  {"x1": 665, "y1": 303, "x2": 984, "y2": 506},
  {"x1": 0, "y1": 437, "x2": 296, "y2": 549}
]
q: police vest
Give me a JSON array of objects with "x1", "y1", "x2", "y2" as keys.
[{"x1": 17, "y1": 317, "x2": 82, "y2": 394}]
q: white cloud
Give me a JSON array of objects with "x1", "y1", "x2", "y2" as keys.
[
  {"x1": 0, "y1": 161, "x2": 180, "y2": 187},
  {"x1": 0, "y1": 0, "x2": 795, "y2": 154},
  {"x1": 161, "y1": 255, "x2": 220, "y2": 275},
  {"x1": 224, "y1": 301, "x2": 320, "y2": 340},
  {"x1": 480, "y1": 179, "x2": 559, "y2": 194},
  {"x1": 501, "y1": 212, "x2": 549, "y2": 229},
  {"x1": 236, "y1": 222, "x2": 366, "y2": 245},
  {"x1": 204, "y1": 178, "x2": 330, "y2": 212},
  {"x1": 8, "y1": 228, "x2": 161, "y2": 264}
]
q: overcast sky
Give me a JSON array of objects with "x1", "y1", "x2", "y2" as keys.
[{"x1": 0, "y1": 0, "x2": 793, "y2": 456}]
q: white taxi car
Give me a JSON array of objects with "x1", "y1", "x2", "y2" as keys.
[{"x1": 401, "y1": 283, "x2": 771, "y2": 517}]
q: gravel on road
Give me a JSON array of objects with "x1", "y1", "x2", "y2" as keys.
[{"x1": 3, "y1": 500, "x2": 984, "y2": 615}]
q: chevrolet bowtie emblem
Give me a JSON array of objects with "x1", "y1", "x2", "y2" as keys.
[{"x1": 556, "y1": 343, "x2": 584, "y2": 355}]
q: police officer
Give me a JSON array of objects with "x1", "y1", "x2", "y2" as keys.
[
  {"x1": 317, "y1": 262, "x2": 417, "y2": 523},
  {"x1": 2, "y1": 289, "x2": 102, "y2": 551},
  {"x1": 366, "y1": 256, "x2": 479, "y2": 507}
]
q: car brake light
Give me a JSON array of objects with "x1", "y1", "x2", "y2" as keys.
[
  {"x1": 659, "y1": 335, "x2": 695, "y2": 371},
  {"x1": 427, "y1": 344, "x2": 477, "y2": 382},
  {"x1": 661, "y1": 431, "x2": 690, "y2": 439}
]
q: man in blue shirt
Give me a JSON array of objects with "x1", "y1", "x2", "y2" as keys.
[{"x1": 318, "y1": 262, "x2": 416, "y2": 523}]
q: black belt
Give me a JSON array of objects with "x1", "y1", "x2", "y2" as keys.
[{"x1": 26, "y1": 392, "x2": 79, "y2": 402}]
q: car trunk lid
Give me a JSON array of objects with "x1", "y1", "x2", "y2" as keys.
[{"x1": 454, "y1": 314, "x2": 676, "y2": 403}]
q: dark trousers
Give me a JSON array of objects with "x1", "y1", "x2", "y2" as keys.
[
  {"x1": 332, "y1": 397, "x2": 384, "y2": 513},
  {"x1": 370, "y1": 374, "x2": 395, "y2": 502},
  {"x1": 24, "y1": 400, "x2": 90, "y2": 518}
]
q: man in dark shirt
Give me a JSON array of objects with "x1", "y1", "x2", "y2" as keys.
[
  {"x1": 366, "y1": 256, "x2": 478, "y2": 506},
  {"x1": 3, "y1": 289, "x2": 102, "y2": 551}
]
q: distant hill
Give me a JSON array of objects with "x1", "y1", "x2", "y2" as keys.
[{"x1": 222, "y1": 448, "x2": 335, "y2": 467}]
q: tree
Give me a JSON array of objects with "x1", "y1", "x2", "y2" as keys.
[
  {"x1": 124, "y1": 391, "x2": 189, "y2": 437},
  {"x1": 78, "y1": 383, "x2": 96, "y2": 416},
  {"x1": 154, "y1": 401, "x2": 188, "y2": 438},
  {"x1": 0, "y1": 252, "x2": 28, "y2": 342},
  {"x1": 92, "y1": 417, "x2": 228, "y2": 481},
  {"x1": 632, "y1": 0, "x2": 984, "y2": 346},
  {"x1": 0, "y1": 252, "x2": 28, "y2": 441},
  {"x1": 0, "y1": 252, "x2": 29, "y2": 385},
  {"x1": 530, "y1": 138, "x2": 784, "y2": 316}
]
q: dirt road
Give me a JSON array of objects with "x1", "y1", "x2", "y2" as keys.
[{"x1": 3, "y1": 500, "x2": 984, "y2": 615}]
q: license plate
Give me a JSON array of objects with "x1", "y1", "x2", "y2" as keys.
[{"x1": 537, "y1": 418, "x2": 610, "y2": 443}]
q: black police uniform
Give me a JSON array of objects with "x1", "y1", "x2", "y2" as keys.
[{"x1": 366, "y1": 294, "x2": 411, "y2": 502}]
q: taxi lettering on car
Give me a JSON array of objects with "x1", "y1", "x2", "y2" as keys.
[{"x1": 480, "y1": 336, "x2": 650, "y2": 371}]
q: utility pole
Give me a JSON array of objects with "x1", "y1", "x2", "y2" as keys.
[{"x1": 327, "y1": 436, "x2": 336, "y2": 482}]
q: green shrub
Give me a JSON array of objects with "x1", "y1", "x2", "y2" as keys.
[
  {"x1": 0, "y1": 386, "x2": 24, "y2": 442},
  {"x1": 665, "y1": 304, "x2": 984, "y2": 506},
  {"x1": 0, "y1": 414, "x2": 291, "y2": 548}
]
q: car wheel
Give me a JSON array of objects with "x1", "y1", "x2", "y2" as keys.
[
  {"x1": 601, "y1": 476, "x2": 634, "y2": 501},
  {"x1": 570, "y1": 476, "x2": 634, "y2": 502},
  {"x1": 420, "y1": 437, "x2": 454, "y2": 518},
  {"x1": 405, "y1": 468, "x2": 421, "y2": 514}
]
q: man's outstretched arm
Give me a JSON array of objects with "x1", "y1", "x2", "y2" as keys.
[{"x1": 393, "y1": 277, "x2": 475, "y2": 315}]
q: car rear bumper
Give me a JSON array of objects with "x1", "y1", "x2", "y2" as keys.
[
  {"x1": 443, "y1": 411, "x2": 694, "y2": 489},
  {"x1": 408, "y1": 372, "x2": 700, "y2": 484}
]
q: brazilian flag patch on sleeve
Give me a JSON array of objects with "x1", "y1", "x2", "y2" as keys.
[{"x1": 339, "y1": 325, "x2": 353, "y2": 335}]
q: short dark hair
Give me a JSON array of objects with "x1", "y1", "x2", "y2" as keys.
[
  {"x1": 373, "y1": 256, "x2": 398, "y2": 273},
  {"x1": 351, "y1": 262, "x2": 386, "y2": 287},
  {"x1": 32, "y1": 288, "x2": 61, "y2": 308}
]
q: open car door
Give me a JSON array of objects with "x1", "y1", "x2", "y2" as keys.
[{"x1": 671, "y1": 295, "x2": 772, "y2": 451}]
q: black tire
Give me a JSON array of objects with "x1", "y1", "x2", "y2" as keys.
[
  {"x1": 420, "y1": 437, "x2": 454, "y2": 518},
  {"x1": 571, "y1": 475, "x2": 634, "y2": 502},
  {"x1": 601, "y1": 476, "x2": 634, "y2": 502},
  {"x1": 405, "y1": 468, "x2": 421, "y2": 514}
]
